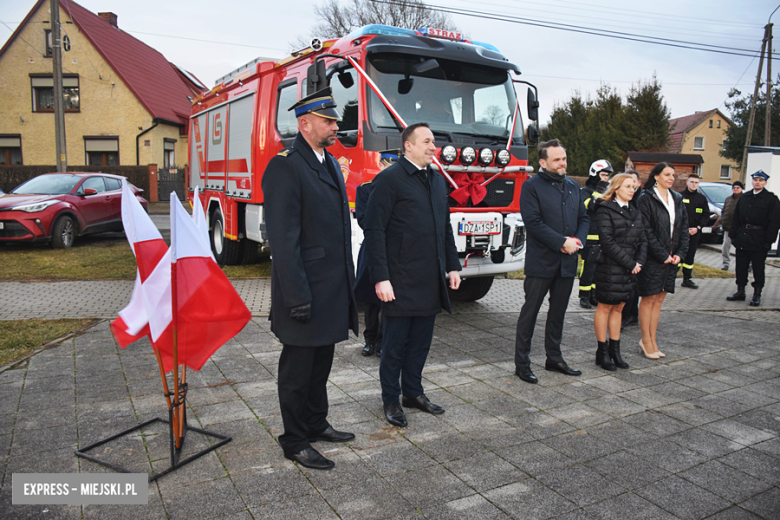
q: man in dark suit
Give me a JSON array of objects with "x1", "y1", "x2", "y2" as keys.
[
  {"x1": 363, "y1": 123, "x2": 462, "y2": 427},
  {"x1": 262, "y1": 87, "x2": 359, "y2": 470},
  {"x1": 514, "y1": 139, "x2": 589, "y2": 384}
]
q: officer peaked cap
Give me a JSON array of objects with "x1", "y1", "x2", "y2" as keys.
[
  {"x1": 289, "y1": 87, "x2": 341, "y2": 120},
  {"x1": 751, "y1": 170, "x2": 769, "y2": 180}
]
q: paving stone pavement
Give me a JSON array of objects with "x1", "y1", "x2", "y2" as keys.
[{"x1": 1, "y1": 244, "x2": 779, "y2": 519}]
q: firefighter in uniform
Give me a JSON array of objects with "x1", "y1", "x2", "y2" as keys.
[
  {"x1": 578, "y1": 160, "x2": 612, "y2": 308},
  {"x1": 261, "y1": 87, "x2": 359, "y2": 470},
  {"x1": 727, "y1": 170, "x2": 780, "y2": 306},
  {"x1": 679, "y1": 173, "x2": 710, "y2": 289}
]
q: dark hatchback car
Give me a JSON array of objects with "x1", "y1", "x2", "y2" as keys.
[
  {"x1": 0, "y1": 173, "x2": 148, "y2": 248},
  {"x1": 696, "y1": 181, "x2": 734, "y2": 244}
]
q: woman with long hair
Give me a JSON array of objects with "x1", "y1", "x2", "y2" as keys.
[
  {"x1": 593, "y1": 174, "x2": 647, "y2": 370},
  {"x1": 636, "y1": 163, "x2": 689, "y2": 359}
]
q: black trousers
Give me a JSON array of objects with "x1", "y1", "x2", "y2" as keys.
[
  {"x1": 735, "y1": 248, "x2": 768, "y2": 289},
  {"x1": 578, "y1": 245, "x2": 599, "y2": 298},
  {"x1": 277, "y1": 343, "x2": 334, "y2": 457},
  {"x1": 379, "y1": 314, "x2": 437, "y2": 405},
  {"x1": 682, "y1": 231, "x2": 701, "y2": 280},
  {"x1": 514, "y1": 275, "x2": 574, "y2": 369},
  {"x1": 363, "y1": 304, "x2": 383, "y2": 344}
]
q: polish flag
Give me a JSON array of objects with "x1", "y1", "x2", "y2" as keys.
[
  {"x1": 151, "y1": 192, "x2": 251, "y2": 371},
  {"x1": 110, "y1": 181, "x2": 171, "y2": 350}
]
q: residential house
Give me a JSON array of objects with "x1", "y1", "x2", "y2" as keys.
[
  {"x1": 667, "y1": 109, "x2": 739, "y2": 183},
  {"x1": 0, "y1": 0, "x2": 206, "y2": 168}
]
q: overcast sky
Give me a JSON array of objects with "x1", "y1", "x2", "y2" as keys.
[{"x1": 2, "y1": 0, "x2": 778, "y2": 126}]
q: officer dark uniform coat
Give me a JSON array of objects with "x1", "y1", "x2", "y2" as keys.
[
  {"x1": 679, "y1": 185, "x2": 710, "y2": 279},
  {"x1": 354, "y1": 180, "x2": 382, "y2": 306},
  {"x1": 262, "y1": 132, "x2": 359, "y2": 345}
]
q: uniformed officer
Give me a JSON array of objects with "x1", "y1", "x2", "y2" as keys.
[
  {"x1": 727, "y1": 170, "x2": 780, "y2": 306},
  {"x1": 678, "y1": 173, "x2": 710, "y2": 288},
  {"x1": 578, "y1": 160, "x2": 612, "y2": 308},
  {"x1": 261, "y1": 87, "x2": 359, "y2": 470}
]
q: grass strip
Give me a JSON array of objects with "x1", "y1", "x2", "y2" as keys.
[{"x1": 0, "y1": 319, "x2": 96, "y2": 367}]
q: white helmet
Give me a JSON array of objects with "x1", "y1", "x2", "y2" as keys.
[{"x1": 589, "y1": 159, "x2": 613, "y2": 177}]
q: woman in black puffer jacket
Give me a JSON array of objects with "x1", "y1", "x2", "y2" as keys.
[
  {"x1": 593, "y1": 174, "x2": 647, "y2": 371},
  {"x1": 636, "y1": 162, "x2": 689, "y2": 359}
]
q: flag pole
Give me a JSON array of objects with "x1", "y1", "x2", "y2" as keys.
[
  {"x1": 154, "y1": 349, "x2": 172, "y2": 410},
  {"x1": 170, "y1": 195, "x2": 182, "y2": 449}
]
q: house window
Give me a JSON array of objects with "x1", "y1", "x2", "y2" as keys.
[
  {"x1": 693, "y1": 136, "x2": 705, "y2": 150},
  {"x1": 31, "y1": 75, "x2": 80, "y2": 112},
  {"x1": 717, "y1": 120, "x2": 721, "y2": 129},
  {"x1": 44, "y1": 29, "x2": 52, "y2": 57},
  {"x1": 0, "y1": 135, "x2": 23, "y2": 165},
  {"x1": 709, "y1": 120, "x2": 713, "y2": 128},
  {"x1": 720, "y1": 165, "x2": 732, "y2": 180},
  {"x1": 164, "y1": 138, "x2": 176, "y2": 168},
  {"x1": 84, "y1": 137, "x2": 119, "y2": 165},
  {"x1": 722, "y1": 140, "x2": 727, "y2": 152}
]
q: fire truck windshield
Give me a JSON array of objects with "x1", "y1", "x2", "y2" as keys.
[{"x1": 367, "y1": 53, "x2": 521, "y2": 144}]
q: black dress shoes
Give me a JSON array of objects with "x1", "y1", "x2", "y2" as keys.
[
  {"x1": 383, "y1": 402, "x2": 408, "y2": 427},
  {"x1": 681, "y1": 279, "x2": 698, "y2": 289},
  {"x1": 402, "y1": 394, "x2": 445, "y2": 415},
  {"x1": 361, "y1": 341, "x2": 378, "y2": 356},
  {"x1": 545, "y1": 360, "x2": 582, "y2": 376},
  {"x1": 308, "y1": 426, "x2": 355, "y2": 443},
  {"x1": 515, "y1": 367, "x2": 538, "y2": 384},
  {"x1": 285, "y1": 447, "x2": 334, "y2": 470}
]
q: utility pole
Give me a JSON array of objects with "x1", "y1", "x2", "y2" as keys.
[
  {"x1": 51, "y1": 0, "x2": 68, "y2": 171},
  {"x1": 741, "y1": 25, "x2": 769, "y2": 184},
  {"x1": 765, "y1": 22, "x2": 773, "y2": 147}
]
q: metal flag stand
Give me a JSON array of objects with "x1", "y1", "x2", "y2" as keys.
[{"x1": 75, "y1": 350, "x2": 232, "y2": 482}]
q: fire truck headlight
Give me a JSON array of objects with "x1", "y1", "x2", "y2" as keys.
[
  {"x1": 460, "y1": 146, "x2": 476, "y2": 165},
  {"x1": 496, "y1": 149, "x2": 511, "y2": 167},
  {"x1": 441, "y1": 145, "x2": 457, "y2": 164},
  {"x1": 478, "y1": 148, "x2": 494, "y2": 166}
]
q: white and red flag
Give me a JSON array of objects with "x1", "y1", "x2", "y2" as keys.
[
  {"x1": 153, "y1": 191, "x2": 251, "y2": 371},
  {"x1": 110, "y1": 181, "x2": 171, "y2": 351}
]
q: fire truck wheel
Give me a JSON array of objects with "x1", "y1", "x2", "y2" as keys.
[
  {"x1": 448, "y1": 276, "x2": 494, "y2": 302},
  {"x1": 241, "y1": 240, "x2": 259, "y2": 265},
  {"x1": 210, "y1": 208, "x2": 242, "y2": 266}
]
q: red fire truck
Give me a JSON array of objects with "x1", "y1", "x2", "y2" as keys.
[{"x1": 189, "y1": 24, "x2": 539, "y2": 301}]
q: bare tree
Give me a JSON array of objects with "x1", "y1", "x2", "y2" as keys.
[{"x1": 291, "y1": 0, "x2": 458, "y2": 50}]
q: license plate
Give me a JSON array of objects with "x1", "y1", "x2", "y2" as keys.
[
  {"x1": 701, "y1": 227, "x2": 712, "y2": 233},
  {"x1": 458, "y1": 221, "x2": 501, "y2": 235}
]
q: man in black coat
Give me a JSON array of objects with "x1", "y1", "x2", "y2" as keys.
[
  {"x1": 727, "y1": 170, "x2": 780, "y2": 306},
  {"x1": 578, "y1": 159, "x2": 612, "y2": 308},
  {"x1": 355, "y1": 150, "x2": 399, "y2": 357},
  {"x1": 678, "y1": 174, "x2": 710, "y2": 289},
  {"x1": 363, "y1": 123, "x2": 462, "y2": 428},
  {"x1": 261, "y1": 87, "x2": 359, "y2": 471},
  {"x1": 514, "y1": 139, "x2": 589, "y2": 384}
]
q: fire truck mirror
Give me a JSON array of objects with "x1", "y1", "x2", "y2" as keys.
[
  {"x1": 306, "y1": 61, "x2": 328, "y2": 95},
  {"x1": 398, "y1": 77, "x2": 414, "y2": 95},
  {"x1": 337, "y1": 71, "x2": 354, "y2": 89},
  {"x1": 413, "y1": 58, "x2": 439, "y2": 75},
  {"x1": 526, "y1": 125, "x2": 540, "y2": 147},
  {"x1": 527, "y1": 89, "x2": 539, "y2": 122}
]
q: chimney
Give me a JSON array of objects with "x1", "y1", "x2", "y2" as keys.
[{"x1": 98, "y1": 12, "x2": 118, "y2": 27}]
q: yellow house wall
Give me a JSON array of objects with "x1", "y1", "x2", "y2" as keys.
[
  {"x1": 0, "y1": 3, "x2": 187, "y2": 167},
  {"x1": 679, "y1": 112, "x2": 740, "y2": 183}
]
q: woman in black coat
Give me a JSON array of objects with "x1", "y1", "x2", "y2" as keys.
[
  {"x1": 636, "y1": 162, "x2": 689, "y2": 359},
  {"x1": 593, "y1": 174, "x2": 647, "y2": 371}
]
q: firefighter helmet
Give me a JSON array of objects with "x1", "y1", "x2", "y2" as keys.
[{"x1": 589, "y1": 159, "x2": 613, "y2": 177}]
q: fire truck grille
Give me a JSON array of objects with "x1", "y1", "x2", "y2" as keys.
[{"x1": 447, "y1": 178, "x2": 515, "y2": 208}]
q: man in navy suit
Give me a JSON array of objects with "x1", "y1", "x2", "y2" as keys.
[
  {"x1": 262, "y1": 87, "x2": 359, "y2": 470},
  {"x1": 513, "y1": 139, "x2": 589, "y2": 384}
]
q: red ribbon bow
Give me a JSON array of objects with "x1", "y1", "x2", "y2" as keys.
[{"x1": 449, "y1": 172, "x2": 487, "y2": 206}]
